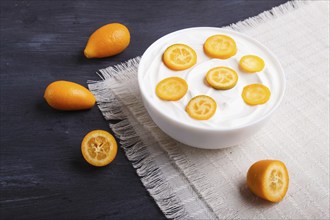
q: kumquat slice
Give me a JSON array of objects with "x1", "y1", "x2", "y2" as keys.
[
  {"x1": 163, "y1": 44, "x2": 197, "y2": 70},
  {"x1": 242, "y1": 84, "x2": 271, "y2": 106},
  {"x1": 156, "y1": 77, "x2": 188, "y2": 101},
  {"x1": 206, "y1": 66, "x2": 238, "y2": 90},
  {"x1": 203, "y1": 34, "x2": 237, "y2": 59},
  {"x1": 239, "y1": 55, "x2": 265, "y2": 73},
  {"x1": 185, "y1": 95, "x2": 217, "y2": 120}
]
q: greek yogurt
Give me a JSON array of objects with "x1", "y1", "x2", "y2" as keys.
[{"x1": 139, "y1": 28, "x2": 284, "y2": 129}]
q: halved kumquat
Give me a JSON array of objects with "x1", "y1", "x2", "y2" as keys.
[
  {"x1": 204, "y1": 34, "x2": 237, "y2": 59},
  {"x1": 247, "y1": 160, "x2": 289, "y2": 202},
  {"x1": 81, "y1": 130, "x2": 118, "y2": 167},
  {"x1": 242, "y1": 84, "x2": 271, "y2": 106},
  {"x1": 163, "y1": 44, "x2": 197, "y2": 70},
  {"x1": 156, "y1": 77, "x2": 188, "y2": 101},
  {"x1": 186, "y1": 95, "x2": 217, "y2": 120},
  {"x1": 206, "y1": 66, "x2": 238, "y2": 90}
]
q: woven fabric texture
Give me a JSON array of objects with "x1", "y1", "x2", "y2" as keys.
[{"x1": 88, "y1": 1, "x2": 329, "y2": 219}]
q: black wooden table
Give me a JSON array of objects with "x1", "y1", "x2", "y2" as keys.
[{"x1": 0, "y1": 1, "x2": 288, "y2": 219}]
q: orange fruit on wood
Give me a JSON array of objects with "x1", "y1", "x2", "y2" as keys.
[
  {"x1": 44, "y1": 80, "x2": 96, "y2": 110},
  {"x1": 84, "y1": 23, "x2": 130, "y2": 58},
  {"x1": 81, "y1": 130, "x2": 118, "y2": 167},
  {"x1": 247, "y1": 160, "x2": 289, "y2": 202}
]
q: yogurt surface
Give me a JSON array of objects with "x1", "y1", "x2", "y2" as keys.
[{"x1": 139, "y1": 28, "x2": 284, "y2": 129}]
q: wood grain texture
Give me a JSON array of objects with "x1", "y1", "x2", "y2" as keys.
[{"x1": 0, "y1": 0, "x2": 288, "y2": 219}]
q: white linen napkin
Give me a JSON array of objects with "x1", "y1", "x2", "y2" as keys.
[{"x1": 88, "y1": 1, "x2": 329, "y2": 219}]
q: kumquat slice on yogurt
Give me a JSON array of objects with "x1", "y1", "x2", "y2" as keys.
[
  {"x1": 162, "y1": 44, "x2": 197, "y2": 70},
  {"x1": 205, "y1": 66, "x2": 238, "y2": 90},
  {"x1": 156, "y1": 77, "x2": 188, "y2": 101},
  {"x1": 242, "y1": 84, "x2": 271, "y2": 106},
  {"x1": 203, "y1": 34, "x2": 237, "y2": 59},
  {"x1": 185, "y1": 95, "x2": 217, "y2": 120},
  {"x1": 239, "y1": 55, "x2": 265, "y2": 73}
]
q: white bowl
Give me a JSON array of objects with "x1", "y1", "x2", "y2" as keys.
[{"x1": 138, "y1": 27, "x2": 285, "y2": 149}]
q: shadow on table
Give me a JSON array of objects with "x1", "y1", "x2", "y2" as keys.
[
  {"x1": 75, "y1": 50, "x2": 125, "y2": 65},
  {"x1": 35, "y1": 100, "x2": 108, "y2": 174},
  {"x1": 70, "y1": 154, "x2": 109, "y2": 173},
  {"x1": 35, "y1": 99, "x2": 94, "y2": 115},
  {"x1": 238, "y1": 178, "x2": 276, "y2": 208}
]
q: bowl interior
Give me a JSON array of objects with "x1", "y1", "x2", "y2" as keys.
[{"x1": 138, "y1": 27, "x2": 286, "y2": 131}]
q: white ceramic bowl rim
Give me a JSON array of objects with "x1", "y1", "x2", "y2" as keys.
[{"x1": 138, "y1": 27, "x2": 286, "y2": 132}]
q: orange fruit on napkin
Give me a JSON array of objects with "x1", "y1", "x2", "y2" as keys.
[
  {"x1": 247, "y1": 160, "x2": 289, "y2": 202},
  {"x1": 44, "y1": 80, "x2": 96, "y2": 110},
  {"x1": 81, "y1": 130, "x2": 118, "y2": 167},
  {"x1": 84, "y1": 23, "x2": 130, "y2": 58}
]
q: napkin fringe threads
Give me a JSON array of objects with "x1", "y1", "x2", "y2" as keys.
[
  {"x1": 89, "y1": 58, "x2": 191, "y2": 219},
  {"x1": 89, "y1": 57, "x2": 220, "y2": 219},
  {"x1": 88, "y1": 1, "x2": 313, "y2": 219},
  {"x1": 227, "y1": 0, "x2": 309, "y2": 31}
]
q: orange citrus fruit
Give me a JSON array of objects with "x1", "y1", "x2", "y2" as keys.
[
  {"x1": 44, "y1": 80, "x2": 96, "y2": 111},
  {"x1": 239, "y1": 55, "x2": 265, "y2": 73},
  {"x1": 204, "y1": 34, "x2": 237, "y2": 59},
  {"x1": 185, "y1": 95, "x2": 217, "y2": 120},
  {"x1": 162, "y1": 44, "x2": 197, "y2": 70},
  {"x1": 156, "y1": 77, "x2": 188, "y2": 101},
  {"x1": 247, "y1": 160, "x2": 289, "y2": 202},
  {"x1": 206, "y1": 66, "x2": 238, "y2": 90},
  {"x1": 81, "y1": 130, "x2": 118, "y2": 167},
  {"x1": 84, "y1": 23, "x2": 130, "y2": 58},
  {"x1": 242, "y1": 84, "x2": 271, "y2": 106}
]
